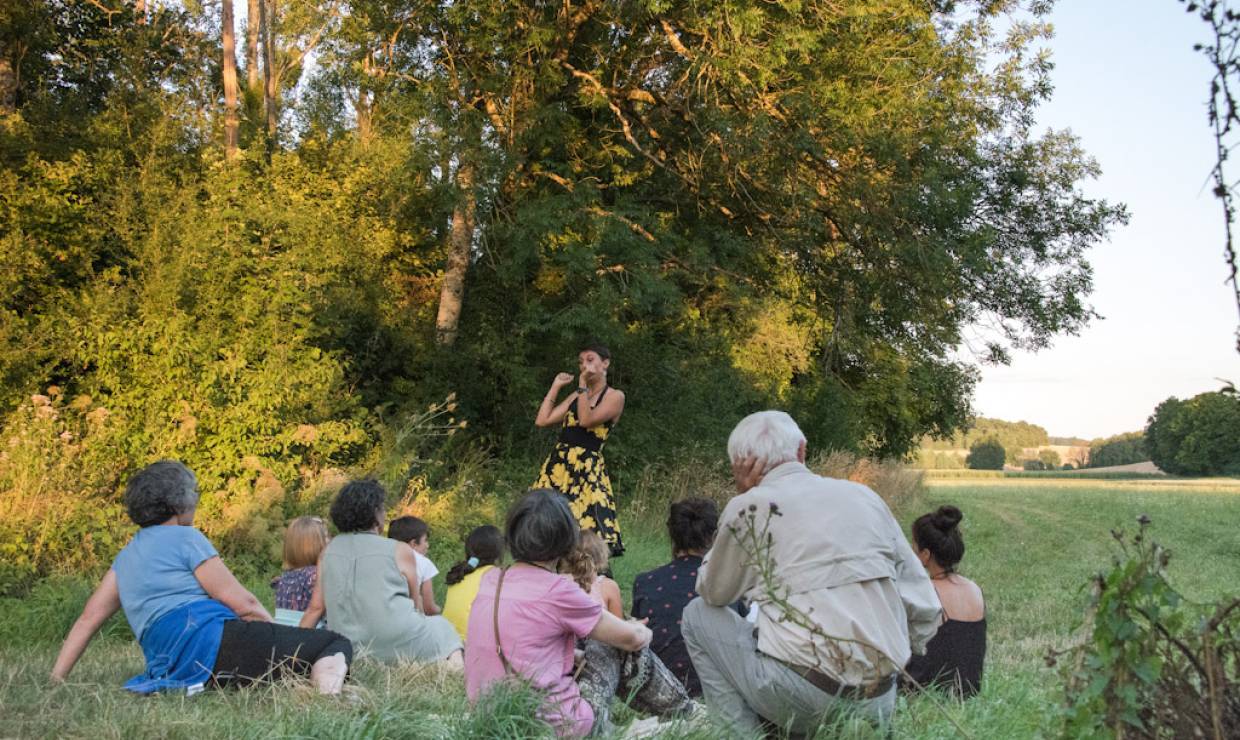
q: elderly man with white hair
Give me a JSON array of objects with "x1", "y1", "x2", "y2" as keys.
[{"x1": 682, "y1": 411, "x2": 941, "y2": 734}]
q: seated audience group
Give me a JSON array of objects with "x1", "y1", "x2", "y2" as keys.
[{"x1": 51, "y1": 410, "x2": 985, "y2": 736}]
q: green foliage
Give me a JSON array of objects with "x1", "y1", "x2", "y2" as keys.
[
  {"x1": 0, "y1": 0, "x2": 1127, "y2": 590},
  {"x1": 1145, "y1": 392, "x2": 1240, "y2": 476},
  {"x1": 1038, "y1": 449, "x2": 1062, "y2": 469},
  {"x1": 922, "y1": 417, "x2": 1051, "y2": 454},
  {"x1": 966, "y1": 438, "x2": 1006, "y2": 470},
  {"x1": 1054, "y1": 518, "x2": 1240, "y2": 738},
  {"x1": 0, "y1": 392, "x2": 129, "y2": 594},
  {"x1": 1087, "y1": 431, "x2": 1147, "y2": 468},
  {"x1": 917, "y1": 450, "x2": 967, "y2": 469}
]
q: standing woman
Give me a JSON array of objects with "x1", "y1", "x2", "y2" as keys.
[{"x1": 534, "y1": 344, "x2": 626, "y2": 557}]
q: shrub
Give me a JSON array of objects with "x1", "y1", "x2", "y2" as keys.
[
  {"x1": 1039, "y1": 449, "x2": 1062, "y2": 469},
  {"x1": 0, "y1": 392, "x2": 128, "y2": 595},
  {"x1": 1052, "y1": 518, "x2": 1239, "y2": 738},
  {"x1": 1022, "y1": 459, "x2": 1046, "y2": 471},
  {"x1": 966, "y1": 438, "x2": 1006, "y2": 470}
]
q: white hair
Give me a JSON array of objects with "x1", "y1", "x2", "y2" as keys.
[{"x1": 727, "y1": 411, "x2": 806, "y2": 466}]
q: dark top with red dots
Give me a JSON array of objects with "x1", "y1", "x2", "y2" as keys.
[{"x1": 631, "y1": 555, "x2": 707, "y2": 696}]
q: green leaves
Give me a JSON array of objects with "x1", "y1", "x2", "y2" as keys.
[
  {"x1": 1144, "y1": 391, "x2": 1240, "y2": 476},
  {"x1": 1055, "y1": 518, "x2": 1239, "y2": 738}
]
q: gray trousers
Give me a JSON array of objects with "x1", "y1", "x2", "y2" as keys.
[{"x1": 681, "y1": 598, "x2": 895, "y2": 737}]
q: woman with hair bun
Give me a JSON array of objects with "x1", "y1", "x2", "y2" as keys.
[{"x1": 904, "y1": 505, "x2": 986, "y2": 698}]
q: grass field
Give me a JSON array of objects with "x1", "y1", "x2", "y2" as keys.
[{"x1": 3, "y1": 478, "x2": 1238, "y2": 738}]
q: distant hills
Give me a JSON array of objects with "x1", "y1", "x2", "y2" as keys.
[{"x1": 918, "y1": 418, "x2": 1147, "y2": 470}]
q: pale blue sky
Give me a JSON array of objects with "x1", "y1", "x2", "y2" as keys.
[{"x1": 971, "y1": 0, "x2": 1240, "y2": 439}]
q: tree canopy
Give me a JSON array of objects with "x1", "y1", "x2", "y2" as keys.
[
  {"x1": 0, "y1": 0, "x2": 1125, "y2": 589},
  {"x1": 1145, "y1": 391, "x2": 1240, "y2": 476}
]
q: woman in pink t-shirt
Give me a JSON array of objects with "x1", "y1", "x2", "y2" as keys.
[{"x1": 465, "y1": 489, "x2": 691, "y2": 736}]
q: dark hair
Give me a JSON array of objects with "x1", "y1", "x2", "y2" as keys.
[
  {"x1": 580, "y1": 343, "x2": 611, "y2": 362},
  {"x1": 668, "y1": 497, "x2": 719, "y2": 554},
  {"x1": 388, "y1": 515, "x2": 430, "y2": 545},
  {"x1": 505, "y1": 489, "x2": 579, "y2": 563},
  {"x1": 911, "y1": 505, "x2": 965, "y2": 571},
  {"x1": 445, "y1": 525, "x2": 505, "y2": 585},
  {"x1": 330, "y1": 479, "x2": 387, "y2": 533},
  {"x1": 124, "y1": 460, "x2": 200, "y2": 527}
]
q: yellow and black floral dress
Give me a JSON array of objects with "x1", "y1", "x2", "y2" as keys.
[{"x1": 535, "y1": 388, "x2": 624, "y2": 556}]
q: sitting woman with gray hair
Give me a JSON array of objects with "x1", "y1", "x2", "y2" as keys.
[{"x1": 52, "y1": 461, "x2": 352, "y2": 694}]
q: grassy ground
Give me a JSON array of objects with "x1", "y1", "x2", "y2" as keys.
[{"x1": 3, "y1": 479, "x2": 1239, "y2": 738}]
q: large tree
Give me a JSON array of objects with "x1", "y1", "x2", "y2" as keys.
[
  {"x1": 221, "y1": 0, "x2": 240, "y2": 159},
  {"x1": 349, "y1": 0, "x2": 1127, "y2": 458}
]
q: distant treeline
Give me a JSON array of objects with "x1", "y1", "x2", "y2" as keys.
[
  {"x1": 1085, "y1": 432, "x2": 1146, "y2": 469},
  {"x1": 921, "y1": 418, "x2": 1049, "y2": 452},
  {"x1": 920, "y1": 419, "x2": 1151, "y2": 471}
]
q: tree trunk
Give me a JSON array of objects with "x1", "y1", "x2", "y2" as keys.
[
  {"x1": 356, "y1": 89, "x2": 372, "y2": 143},
  {"x1": 134, "y1": 0, "x2": 146, "y2": 23},
  {"x1": 245, "y1": 0, "x2": 260, "y2": 93},
  {"x1": 0, "y1": 56, "x2": 15, "y2": 115},
  {"x1": 435, "y1": 160, "x2": 476, "y2": 346},
  {"x1": 259, "y1": 0, "x2": 278, "y2": 145},
  {"x1": 221, "y1": 0, "x2": 240, "y2": 160}
]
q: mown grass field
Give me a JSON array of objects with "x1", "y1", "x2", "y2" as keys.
[{"x1": 2, "y1": 477, "x2": 1238, "y2": 739}]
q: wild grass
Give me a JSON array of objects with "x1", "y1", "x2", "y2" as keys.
[{"x1": 2, "y1": 478, "x2": 1238, "y2": 738}]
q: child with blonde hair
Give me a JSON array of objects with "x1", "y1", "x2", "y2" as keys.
[
  {"x1": 272, "y1": 516, "x2": 329, "y2": 626},
  {"x1": 563, "y1": 530, "x2": 624, "y2": 618}
]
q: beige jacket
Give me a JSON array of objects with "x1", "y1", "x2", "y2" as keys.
[{"x1": 697, "y1": 461, "x2": 941, "y2": 685}]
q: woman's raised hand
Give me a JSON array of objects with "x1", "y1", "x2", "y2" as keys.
[{"x1": 552, "y1": 372, "x2": 575, "y2": 388}]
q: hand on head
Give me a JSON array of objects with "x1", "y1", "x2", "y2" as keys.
[{"x1": 731, "y1": 456, "x2": 767, "y2": 494}]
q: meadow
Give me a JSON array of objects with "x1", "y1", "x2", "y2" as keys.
[{"x1": 2, "y1": 476, "x2": 1238, "y2": 739}]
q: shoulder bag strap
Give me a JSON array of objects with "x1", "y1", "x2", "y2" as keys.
[{"x1": 493, "y1": 566, "x2": 515, "y2": 675}]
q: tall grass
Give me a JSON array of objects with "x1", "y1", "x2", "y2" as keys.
[{"x1": 625, "y1": 447, "x2": 924, "y2": 522}]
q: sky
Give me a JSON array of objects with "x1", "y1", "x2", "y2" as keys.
[{"x1": 970, "y1": 0, "x2": 1240, "y2": 440}]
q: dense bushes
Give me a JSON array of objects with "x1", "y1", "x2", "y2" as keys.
[
  {"x1": 1145, "y1": 392, "x2": 1240, "y2": 476},
  {"x1": 967, "y1": 438, "x2": 1007, "y2": 470},
  {"x1": 1087, "y1": 431, "x2": 1147, "y2": 468}
]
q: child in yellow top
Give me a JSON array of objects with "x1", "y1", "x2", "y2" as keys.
[{"x1": 442, "y1": 525, "x2": 504, "y2": 642}]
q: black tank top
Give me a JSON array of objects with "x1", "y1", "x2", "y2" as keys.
[{"x1": 904, "y1": 617, "x2": 987, "y2": 698}]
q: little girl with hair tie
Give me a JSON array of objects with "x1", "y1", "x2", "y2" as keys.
[{"x1": 442, "y1": 525, "x2": 505, "y2": 642}]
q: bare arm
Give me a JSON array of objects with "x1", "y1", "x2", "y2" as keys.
[
  {"x1": 574, "y1": 388, "x2": 624, "y2": 429},
  {"x1": 395, "y1": 546, "x2": 424, "y2": 613},
  {"x1": 420, "y1": 579, "x2": 440, "y2": 615},
  {"x1": 535, "y1": 373, "x2": 577, "y2": 427},
  {"x1": 600, "y1": 577, "x2": 624, "y2": 619},
  {"x1": 587, "y1": 611, "x2": 652, "y2": 653},
  {"x1": 298, "y1": 554, "x2": 327, "y2": 628},
  {"x1": 195, "y1": 556, "x2": 273, "y2": 622},
  {"x1": 51, "y1": 569, "x2": 122, "y2": 681}
]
